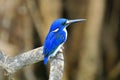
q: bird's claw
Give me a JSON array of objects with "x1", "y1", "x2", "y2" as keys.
[{"x1": 61, "y1": 46, "x2": 64, "y2": 49}]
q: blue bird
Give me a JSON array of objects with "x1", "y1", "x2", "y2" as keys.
[{"x1": 43, "y1": 18, "x2": 85, "y2": 64}]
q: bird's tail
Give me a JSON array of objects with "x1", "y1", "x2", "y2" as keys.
[{"x1": 44, "y1": 57, "x2": 48, "y2": 65}]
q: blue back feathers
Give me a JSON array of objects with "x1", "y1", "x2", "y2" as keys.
[{"x1": 43, "y1": 18, "x2": 67, "y2": 64}]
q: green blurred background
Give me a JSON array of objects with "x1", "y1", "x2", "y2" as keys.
[{"x1": 0, "y1": 0, "x2": 120, "y2": 80}]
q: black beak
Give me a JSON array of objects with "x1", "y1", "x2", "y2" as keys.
[{"x1": 66, "y1": 19, "x2": 86, "y2": 25}]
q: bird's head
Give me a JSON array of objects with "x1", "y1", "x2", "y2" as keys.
[{"x1": 49, "y1": 18, "x2": 86, "y2": 32}]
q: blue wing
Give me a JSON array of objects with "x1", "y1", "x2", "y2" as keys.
[{"x1": 43, "y1": 31, "x2": 66, "y2": 57}]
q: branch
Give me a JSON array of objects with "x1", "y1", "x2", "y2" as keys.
[
  {"x1": 0, "y1": 46, "x2": 64, "y2": 80},
  {"x1": 49, "y1": 51, "x2": 64, "y2": 80}
]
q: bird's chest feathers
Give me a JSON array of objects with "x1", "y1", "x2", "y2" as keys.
[{"x1": 63, "y1": 28, "x2": 67, "y2": 39}]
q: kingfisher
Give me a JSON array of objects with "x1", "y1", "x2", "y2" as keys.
[{"x1": 43, "y1": 18, "x2": 85, "y2": 64}]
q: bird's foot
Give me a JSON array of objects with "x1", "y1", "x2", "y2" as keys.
[{"x1": 61, "y1": 46, "x2": 64, "y2": 49}]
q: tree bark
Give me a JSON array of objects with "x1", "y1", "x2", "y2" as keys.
[{"x1": 0, "y1": 47, "x2": 64, "y2": 80}]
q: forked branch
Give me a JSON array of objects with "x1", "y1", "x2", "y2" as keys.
[{"x1": 0, "y1": 47, "x2": 64, "y2": 80}]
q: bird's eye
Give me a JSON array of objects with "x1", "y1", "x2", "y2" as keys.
[{"x1": 52, "y1": 28, "x2": 59, "y2": 32}]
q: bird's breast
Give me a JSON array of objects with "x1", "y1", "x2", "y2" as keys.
[{"x1": 63, "y1": 28, "x2": 67, "y2": 39}]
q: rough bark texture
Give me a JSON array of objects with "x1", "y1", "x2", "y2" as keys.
[
  {"x1": 49, "y1": 51, "x2": 64, "y2": 80},
  {"x1": 0, "y1": 47, "x2": 64, "y2": 80}
]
